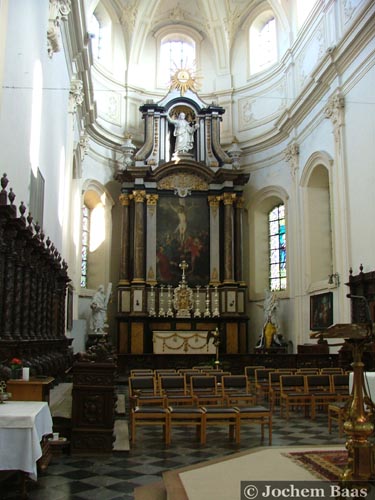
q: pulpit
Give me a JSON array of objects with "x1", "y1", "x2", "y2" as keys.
[{"x1": 71, "y1": 361, "x2": 116, "y2": 453}]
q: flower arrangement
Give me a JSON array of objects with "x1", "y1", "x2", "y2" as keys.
[
  {"x1": 10, "y1": 358, "x2": 22, "y2": 370},
  {"x1": 9, "y1": 358, "x2": 23, "y2": 379}
]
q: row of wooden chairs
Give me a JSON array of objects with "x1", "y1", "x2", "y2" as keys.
[
  {"x1": 128, "y1": 374, "x2": 256, "y2": 408},
  {"x1": 277, "y1": 373, "x2": 350, "y2": 419},
  {"x1": 130, "y1": 404, "x2": 272, "y2": 446},
  {"x1": 245, "y1": 366, "x2": 348, "y2": 406},
  {"x1": 129, "y1": 373, "x2": 271, "y2": 446}
]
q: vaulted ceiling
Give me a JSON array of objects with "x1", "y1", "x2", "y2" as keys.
[{"x1": 87, "y1": 0, "x2": 290, "y2": 75}]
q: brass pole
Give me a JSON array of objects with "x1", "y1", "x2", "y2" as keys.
[{"x1": 341, "y1": 340, "x2": 375, "y2": 483}]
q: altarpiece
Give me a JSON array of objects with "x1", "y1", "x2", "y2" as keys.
[{"x1": 115, "y1": 81, "x2": 249, "y2": 357}]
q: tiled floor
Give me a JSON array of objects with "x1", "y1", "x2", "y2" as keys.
[{"x1": 0, "y1": 390, "x2": 345, "y2": 500}]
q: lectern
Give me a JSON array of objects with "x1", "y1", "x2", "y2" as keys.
[{"x1": 311, "y1": 323, "x2": 375, "y2": 483}]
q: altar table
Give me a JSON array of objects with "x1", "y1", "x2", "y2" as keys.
[
  {"x1": 0, "y1": 401, "x2": 53, "y2": 480},
  {"x1": 153, "y1": 331, "x2": 216, "y2": 354}
]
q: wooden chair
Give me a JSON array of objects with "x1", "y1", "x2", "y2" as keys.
[
  {"x1": 320, "y1": 367, "x2": 344, "y2": 374},
  {"x1": 244, "y1": 366, "x2": 265, "y2": 384},
  {"x1": 130, "y1": 369, "x2": 154, "y2": 377},
  {"x1": 130, "y1": 406, "x2": 171, "y2": 446},
  {"x1": 190, "y1": 375, "x2": 225, "y2": 405},
  {"x1": 233, "y1": 405, "x2": 272, "y2": 445},
  {"x1": 328, "y1": 401, "x2": 349, "y2": 437},
  {"x1": 254, "y1": 368, "x2": 274, "y2": 402},
  {"x1": 221, "y1": 375, "x2": 256, "y2": 406},
  {"x1": 268, "y1": 371, "x2": 293, "y2": 411},
  {"x1": 160, "y1": 375, "x2": 197, "y2": 406},
  {"x1": 296, "y1": 368, "x2": 320, "y2": 374},
  {"x1": 279, "y1": 375, "x2": 311, "y2": 419},
  {"x1": 306, "y1": 374, "x2": 337, "y2": 419},
  {"x1": 182, "y1": 371, "x2": 207, "y2": 385},
  {"x1": 331, "y1": 374, "x2": 350, "y2": 400},
  {"x1": 168, "y1": 406, "x2": 206, "y2": 444},
  {"x1": 199, "y1": 405, "x2": 240, "y2": 445},
  {"x1": 128, "y1": 376, "x2": 165, "y2": 408}
]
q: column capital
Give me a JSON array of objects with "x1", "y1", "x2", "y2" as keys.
[
  {"x1": 146, "y1": 194, "x2": 159, "y2": 206},
  {"x1": 132, "y1": 190, "x2": 146, "y2": 203},
  {"x1": 235, "y1": 196, "x2": 245, "y2": 209},
  {"x1": 119, "y1": 193, "x2": 131, "y2": 206},
  {"x1": 223, "y1": 192, "x2": 236, "y2": 205},
  {"x1": 208, "y1": 195, "x2": 221, "y2": 207}
]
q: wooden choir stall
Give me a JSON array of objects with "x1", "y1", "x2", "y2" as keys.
[{"x1": 0, "y1": 174, "x2": 73, "y2": 379}]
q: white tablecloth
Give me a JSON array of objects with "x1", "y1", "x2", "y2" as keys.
[
  {"x1": 0, "y1": 401, "x2": 53, "y2": 480},
  {"x1": 349, "y1": 372, "x2": 375, "y2": 403}
]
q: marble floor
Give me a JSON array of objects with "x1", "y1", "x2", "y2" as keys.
[{"x1": 0, "y1": 390, "x2": 345, "y2": 500}]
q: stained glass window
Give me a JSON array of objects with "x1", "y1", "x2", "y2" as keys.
[
  {"x1": 269, "y1": 204, "x2": 286, "y2": 291},
  {"x1": 81, "y1": 205, "x2": 89, "y2": 288}
]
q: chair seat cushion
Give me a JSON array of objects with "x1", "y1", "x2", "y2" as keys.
[
  {"x1": 169, "y1": 407, "x2": 204, "y2": 414},
  {"x1": 133, "y1": 406, "x2": 168, "y2": 414},
  {"x1": 233, "y1": 406, "x2": 269, "y2": 413},
  {"x1": 201, "y1": 406, "x2": 237, "y2": 414}
]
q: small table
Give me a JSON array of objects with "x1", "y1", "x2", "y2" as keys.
[
  {"x1": 0, "y1": 401, "x2": 53, "y2": 480},
  {"x1": 6, "y1": 377, "x2": 55, "y2": 403}
]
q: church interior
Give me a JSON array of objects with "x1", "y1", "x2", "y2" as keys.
[{"x1": 1, "y1": 0, "x2": 375, "y2": 498}]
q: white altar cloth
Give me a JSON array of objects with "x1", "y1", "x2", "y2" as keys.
[
  {"x1": 0, "y1": 401, "x2": 53, "y2": 480},
  {"x1": 153, "y1": 331, "x2": 216, "y2": 354}
]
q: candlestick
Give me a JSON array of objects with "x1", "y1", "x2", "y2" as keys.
[
  {"x1": 158, "y1": 285, "x2": 166, "y2": 317},
  {"x1": 194, "y1": 285, "x2": 201, "y2": 318},
  {"x1": 167, "y1": 285, "x2": 174, "y2": 317},
  {"x1": 212, "y1": 286, "x2": 220, "y2": 317},
  {"x1": 204, "y1": 285, "x2": 211, "y2": 318},
  {"x1": 149, "y1": 285, "x2": 156, "y2": 317}
]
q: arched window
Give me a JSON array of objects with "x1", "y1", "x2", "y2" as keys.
[
  {"x1": 249, "y1": 12, "x2": 277, "y2": 74},
  {"x1": 80, "y1": 184, "x2": 114, "y2": 291},
  {"x1": 248, "y1": 187, "x2": 288, "y2": 300},
  {"x1": 88, "y1": 7, "x2": 112, "y2": 66},
  {"x1": 269, "y1": 204, "x2": 287, "y2": 291},
  {"x1": 155, "y1": 27, "x2": 201, "y2": 89},
  {"x1": 160, "y1": 34, "x2": 196, "y2": 85},
  {"x1": 80, "y1": 205, "x2": 90, "y2": 288}
]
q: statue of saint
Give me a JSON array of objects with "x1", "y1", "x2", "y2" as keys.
[
  {"x1": 167, "y1": 112, "x2": 199, "y2": 154},
  {"x1": 89, "y1": 284, "x2": 111, "y2": 334},
  {"x1": 256, "y1": 289, "x2": 280, "y2": 349}
]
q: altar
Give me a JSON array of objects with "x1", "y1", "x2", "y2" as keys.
[{"x1": 153, "y1": 331, "x2": 216, "y2": 354}]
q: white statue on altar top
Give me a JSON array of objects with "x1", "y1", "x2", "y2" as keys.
[{"x1": 167, "y1": 111, "x2": 199, "y2": 154}]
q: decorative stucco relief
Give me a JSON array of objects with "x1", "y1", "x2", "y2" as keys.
[
  {"x1": 238, "y1": 80, "x2": 286, "y2": 131},
  {"x1": 47, "y1": 0, "x2": 71, "y2": 58},
  {"x1": 96, "y1": 91, "x2": 122, "y2": 126},
  {"x1": 343, "y1": 0, "x2": 363, "y2": 25},
  {"x1": 296, "y1": 24, "x2": 325, "y2": 89}
]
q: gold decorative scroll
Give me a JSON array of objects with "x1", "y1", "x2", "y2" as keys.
[{"x1": 157, "y1": 173, "x2": 208, "y2": 193}]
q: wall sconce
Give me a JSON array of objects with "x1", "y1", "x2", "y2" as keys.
[{"x1": 328, "y1": 272, "x2": 340, "y2": 287}]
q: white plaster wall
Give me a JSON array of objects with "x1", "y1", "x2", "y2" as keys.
[
  {"x1": 344, "y1": 64, "x2": 375, "y2": 273},
  {"x1": 0, "y1": 0, "x2": 71, "y2": 253}
]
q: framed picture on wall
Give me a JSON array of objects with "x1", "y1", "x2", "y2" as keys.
[{"x1": 310, "y1": 292, "x2": 333, "y2": 330}]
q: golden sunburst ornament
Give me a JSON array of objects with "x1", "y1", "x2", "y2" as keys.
[{"x1": 169, "y1": 67, "x2": 201, "y2": 96}]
